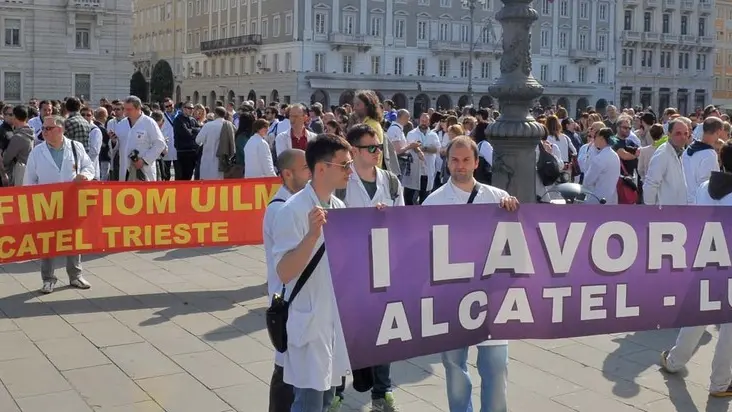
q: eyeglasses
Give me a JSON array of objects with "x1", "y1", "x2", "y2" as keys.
[
  {"x1": 185, "y1": 106, "x2": 194, "y2": 110},
  {"x1": 42, "y1": 126, "x2": 57, "y2": 131},
  {"x1": 164, "y1": 105, "x2": 173, "y2": 109},
  {"x1": 355, "y1": 144, "x2": 382, "y2": 154},
  {"x1": 323, "y1": 160, "x2": 353, "y2": 171}
]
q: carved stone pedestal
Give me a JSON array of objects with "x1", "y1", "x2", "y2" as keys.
[{"x1": 487, "y1": 0, "x2": 547, "y2": 203}]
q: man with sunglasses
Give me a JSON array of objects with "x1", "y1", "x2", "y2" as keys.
[{"x1": 173, "y1": 102, "x2": 202, "y2": 180}]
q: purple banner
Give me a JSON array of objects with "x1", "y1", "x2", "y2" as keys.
[{"x1": 323, "y1": 204, "x2": 732, "y2": 370}]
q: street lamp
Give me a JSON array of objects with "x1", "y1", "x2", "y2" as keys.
[{"x1": 462, "y1": 0, "x2": 486, "y2": 107}]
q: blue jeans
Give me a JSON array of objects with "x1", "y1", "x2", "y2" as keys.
[
  {"x1": 291, "y1": 386, "x2": 336, "y2": 412},
  {"x1": 372, "y1": 363, "x2": 392, "y2": 399},
  {"x1": 441, "y1": 345, "x2": 508, "y2": 412}
]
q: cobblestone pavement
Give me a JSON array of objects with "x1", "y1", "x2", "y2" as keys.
[{"x1": 0, "y1": 246, "x2": 728, "y2": 412}]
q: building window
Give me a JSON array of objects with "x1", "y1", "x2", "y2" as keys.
[
  {"x1": 597, "y1": 34, "x2": 606, "y2": 52},
  {"x1": 261, "y1": 19, "x2": 268, "y2": 38},
  {"x1": 539, "y1": 64, "x2": 548, "y2": 82},
  {"x1": 540, "y1": 29, "x2": 549, "y2": 48},
  {"x1": 662, "y1": 14, "x2": 670, "y2": 34},
  {"x1": 73, "y1": 74, "x2": 91, "y2": 99},
  {"x1": 2, "y1": 72, "x2": 21, "y2": 101},
  {"x1": 343, "y1": 55, "x2": 353, "y2": 74},
  {"x1": 480, "y1": 61, "x2": 491, "y2": 78},
  {"x1": 285, "y1": 52, "x2": 292, "y2": 71},
  {"x1": 285, "y1": 14, "x2": 292, "y2": 35},
  {"x1": 579, "y1": 1, "x2": 588, "y2": 19},
  {"x1": 439, "y1": 22, "x2": 449, "y2": 41},
  {"x1": 418, "y1": 0, "x2": 428, "y2": 4},
  {"x1": 343, "y1": 14, "x2": 355, "y2": 35},
  {"x1": 249, "y1": 22, "x2": 255, "y2": 36},
  {"x1": 394, "y1": 18, "x2": 405, "y2": 39},
  {"x1": 643, "y1": 12, "x2": 651, "y2": 32},
  {"x1": 460, "y1": 60, "x2": 469, "y2": 78},
  {"x1": 273, "y1": 16, "x2": 280, "y2": 37},
  {"x1": 559, "y1": 65, "x2": 566, "y2": 82},
  {"x1": 211, "y1": 59, "x2": 216, "y2": 75},
  {"x1": 370, "y1": 16, "x2": 382, "y2": 37},
  {"x1": 578, "y1": 66, "x2": 586, "y2": 83},
  {"x1": 273, "y1": 54, "x2": 279, "y2": 72},
  {"x1": 417, "y1": 58, "x2": 426, "y2": 76},
  {"x1": 622, "y1": 48, "x2": 634, "y2": 67},
  {"x1": 480, "y1": 29, "x2": 490, "y2": 43},
  {"x1": 679, "y1": 52, "x2": 689, "y2": 69},
  {"x1": 221, "y1": 26, "x2": 227, "y2": 39},
  {"x1": 699, "y1": 18, "x2": 706, "y2": 36},
  {"x1": 697, "y1": 53, "x2": 707, "y2": 71},
  {"x1": 439, "y1": 59, "x2": 449, "y2": 77},
  {"x1": 559, "y1": 31, "x2": 568, "y2": 49},
  {"x1": 315, "y1": 12, "x2": 327, "y2": 35},
  {"x1": 371, "y1": 56, "x2": 381, "y2": 74},
  {"x1": 597, "y1": 67, "x2": 605, "y2": 83},
  {"x1": 394, "y1": 57, "x2": 403, "y2": 75},
  {"x1": 541, "y1": 0, "x2": 550, "y2": 16},
  {"x1": 599, "y1": 3, "x2": 608, "y2": 21},
  {"x1": 624, "y1": 10, "x2": 632, "y2": 31},
  {"x1": 578, "y1": 33, "x2": 587, "y2": 50},
  {"x1": 641, "y1": 49, "x2": 653, "y2": 69},
  {"x1": 4, "y1": 18, "x2": 21, "y2": 47},
  {"x1": 440, "y1": 0, "x2": 451, "y2": 6},
  {"x1": 460, "y1": 24, "x2": 469, "y2": 43},
  {"x1": 681, "y1": 15, "x2": 688, "y2": 35},
  {"x1": 559, "y1": 0, "x2": 568, "y2": 17},
  {"x1": 314, "y1": 53, "x2": 325, "y2": 72},
  {"x1": 417, "y1": 21, "x2": 428, "y2": 40},
  {"x1": 75, "y1": 27, "x2": 91, "y2": 50}
]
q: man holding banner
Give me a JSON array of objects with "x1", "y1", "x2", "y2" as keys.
[{"x1": 422, "y1": 136, "x2": 519, "y2": 412}]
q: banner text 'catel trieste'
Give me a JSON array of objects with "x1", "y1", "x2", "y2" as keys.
[
  {"x1": 0, "y1": 178, "x2": 280, "y2": 263},
  {"x1": 324, "y1": 204, "x2": 732, "y2": 370}
]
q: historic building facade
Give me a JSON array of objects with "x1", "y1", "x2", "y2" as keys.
[
  {"x1": 713, "y1": 0, "x2": 732, "y2": 108},
  {"x1": 0, "y1": 0, "x2": 133, "y2": 104}
]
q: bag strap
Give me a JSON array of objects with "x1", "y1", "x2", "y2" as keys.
[
  {"x1": 286, "y1": 243, "x2": 326, "y2": 304},
  {"x1": 467, "y1": 184, "x2": 479, "y2": 204},
  {"x1": 70, "y1": 139, "x2": 79, "y2": 173},
  {"x1": 385, "y1": 170, "x2": 400, "y2": 201},
  {"x1": 268, "y1": 198, "x2": 286, "y2": 206}
]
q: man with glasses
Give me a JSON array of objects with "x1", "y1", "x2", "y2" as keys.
[
  {"x1": 274, "y1": 105, "x2": 316, "y2": 156},
  {"x1": 160, "y1": 98, "x2": 177, "y2": 181},
  {"x1": 0, "y1": 104, "x2": 14, "y2": 156},
  {"x1": 173, "y1": 102, "x2": 202, "y2": 180},
  {"x1": 28, "y1": 100, "x2": 53, "y2": 136},
  {"x1": 24, "y1": 115, "x2": 95, "y2": 293},
  {"x1": 80, "y1": 106, "x2": 103, "y2": 180}
]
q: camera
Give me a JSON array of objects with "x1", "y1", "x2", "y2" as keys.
[{"x1": 129, "y1": 149, "x2": 141, "y2": 162}]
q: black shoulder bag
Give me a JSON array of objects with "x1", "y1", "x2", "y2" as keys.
[
  {"x1": 266, "y1": 243, "x2": 326, "y2": 353},
  {"x1": 467, "y1": 184, "x2": 479, "y2": 204}
]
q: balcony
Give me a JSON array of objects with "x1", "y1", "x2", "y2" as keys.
[
  {"x1": 68, "y1": 0, "x2": 102, "y2": 9},
  {"x1": 645, "y1": 0, "x2": 659, "y2": 8},
  {"x1": 680, "y1": 34, "x2": 697, "y2": 50},
  {"x1": 200, "y1": 34, "x2": 262, "y2": 56},
  {"x1": 698, "y1": 35, "x2": 715, "y2": 50},
  {"x1": 699, "y1": 1, "x2": 712, "y2": 14},
  {"x1": 621, "y1": 31, "x2": 642, "y2": 45},
  {"x1": 680, "y1": 0, "x2": 694, "y2": 12},
  {"x1": 328, "y1": 33, "x2": 380, "y2": 51},
  {"x1": 568, "y1": 49, "x2": 601, "y2": 64},
  {"x1": 661, "y1": 33, "x2": 679, "y2": 47},
  {"x1": 662, "y1": 0, "x2": 676, "y2": 10},
  {"x1": 625, "y1": 0, "x2": 640, "y2": 7},
  {"x1": 642, "y1": 32, "x2": 662, "y2": 45},
  {"x1": 429, "y1": 40, "x2": 498, "y2": 55}
]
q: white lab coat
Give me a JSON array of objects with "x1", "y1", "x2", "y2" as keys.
[
  {"x1": 272, "y1": 183, "x2": 350, "y2": 391},
  {"x1": 162, "y1": 113, "x2": 177, "y2": 161},
  {"x1": 404, "y1": 127, "x2": 440, "y2": 191},
  {"x1": 195, "y1": 118, "x2": 224, "y2": 180},
  {"x1": 342, "y1": 165, "x2": 405, "y2": 207},
  {"x1": 263, "y1": 185, "x2": 294, "y2": 368},
  {"x1": 577, "y1": 142, "x2": 597, "y2": 174},
  {"x1": 423, "y1": 179, "x2": 509, "y2": 346},
  {"x1": 244, "y1": 134, "x2": 276, "y2": 177},
  {"x1": 643, "y1": 141, "x2": 688, "y2": 206},
  {"x1": 23, "y1": 137, "x2": 95, "y2": 185},
  {"x1": 88, "y1": 125, "x2": 103, "y2": 180},
  {"x1": 114, "y1": 115, "x2": 167, "y2": 182},
  {"x1": 28, "y1": 116, "x2": 42, "y2": 135},
  {"x1": 682, "y1": 146, "x2": 718, "y2": 204},
  {"x1": 582, "y1": 146, "x2": 620, "y2": 204},
  {"x1": 274, "y1": 128, "x2": 317, "y2": 156}
]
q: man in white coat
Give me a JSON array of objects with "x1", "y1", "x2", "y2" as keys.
[
  {"x1": 114, "y1": 96, "x2": 166, "y2": 182},
  {"x1": 404, "y1": 113, "x2": 440, "y2": 205},
  {"x1": 273, "y1": 135, "x2": 353, "y2": 412},
  {"x1": 661, "y1": 141, "x2": 732, "y2": 397},
  {"x1": 274, "y1": 105, "x2": 316, "y2": 156},
  {"x1": 422, "y1": 136, "x2": 519, "y2": 412},
  {"x1": 196, "y1": 106, "x2": 232, "y2": 180},
  {"x1": 682, "y1": 116, "x2": 723, "y2": 204},
  {"x1": 23, "y1": 115, "x2": 95, "y2": 294},
  {"x1": 643, "y1": 118, "x2": 689, "y2": 206},
  {"x1": 582, "y1": 127, "x2": 621, "y2": 204},
  {"x1": 263, "y1": 149, "x2": 312, "y2": 412}
]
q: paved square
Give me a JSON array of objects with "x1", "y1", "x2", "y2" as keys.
[{"x1": 0, "y1": 246, "x2": 728, "y2": 411}]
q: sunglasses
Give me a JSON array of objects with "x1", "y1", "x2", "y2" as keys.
[
  {"x1": 42, "y1": 126, "x2": 57, "y2": 131},
  {"x1": 355, "y1": 144, "x2": 381, "y2": 154},
  {"x1": 323, "y1": 160, "x2": 353, "y2": 170},
  {"x1": 165, "y1": 105, "x2": 173, "y2": 109}
]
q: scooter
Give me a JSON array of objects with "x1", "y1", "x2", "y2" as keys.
[{"x1": 538, "y1": 182, "x2": 607, "y2": 204}]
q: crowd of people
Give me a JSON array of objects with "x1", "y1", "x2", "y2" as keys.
[{"x1": 0, "y1": 90, "x2": 731, "y2": 412}]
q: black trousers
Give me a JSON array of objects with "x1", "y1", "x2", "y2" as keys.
[
  {"x1": 269, "y1": 365, "x2": 294, "y2": 412},
  {"x1": 174, "y1": 150, "x2": 197, "y2": 181},
  {"x1": 403, "y1": 176, "x2": 430, "y2": 205}
]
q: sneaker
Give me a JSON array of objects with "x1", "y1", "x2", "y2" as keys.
[
  {"x1": 69, "y1": 276, "x2": 91, "y2": 289},
  {"x1": 328, "y1": 395, "x2": 343, "y2": 412},
  {"x1": 711, "y1": 384, "x2": 732, "y2": 398},
  {"x1": 660, "y1": 350, "x2": 676, "y2": 373},
  {"x1": 40, "y1": 281, "x2": 56, "y2": 294},
  {"x1": 371, "y1": 393, "x2": 399, "y2": 412}
]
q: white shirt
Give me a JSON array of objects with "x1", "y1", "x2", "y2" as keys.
[
  {"x1": 385, "y1": 124, "x2": 406, "y2": 147},
  {"x1": 643, "y1": 141, "x2": 688, "y2": 206},
  {"x1": 342, "y1": 166, "x2": 405, "y2": 207},
  {"x1": 195, "y1": 118, "x2": 225, "y2": 180},
  {"x1": 478, "y1": 140, "x2": 493, "y2": 166},
  {"x1": 272, "y1": 183, "x2": 350, "y2": 391},
  {"x1": 548, "y1": 134, "x2": 576, "y2": 163},
  {"x1": 115, "y1": 115, "x2": 167, "y2": 181},
  {"x1": 582, "y1": 146, "x2": 620, "y2": 204},
  {"x1": 404, "y1": 127, "x2": 441, "y2": 191},
  {"x1": 274, "y1": 127, "x2": 317, "y2": 156},
  {"x1": 28, "y1": 117, "x2": 43, "y2": 135},
  {"x1": 244, "y1": 134, "x2": 276, "y2": 177},
  {"x1": 577, "y1": 142, "x2": 598, "y2": 174},
  {"x1": 681, "y1": 144, "x2": 719, "y2": 204},
  {"x1": 23, "y1": 138, "x2": 95, "y2": 185},
  {"x1": 88, "y1": 124, "x2": 103, "y2": 180},
  {"x1": 696, "y1": 178, "x2": 732, "y2": 206},
  {"x1": 269, "y1": 118, "x2": 290, "y2": 140},
  {"x1": 263, "y1": 185, "x2": 294, "y2": 367},
  {"x1": 422, "y1": 179, "x2": 509, "y2": 346},
  {"x1": 161, "y1": 112, "x2": 177, "y2": 161}
]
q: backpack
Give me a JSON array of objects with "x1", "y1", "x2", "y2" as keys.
[
  {"x1": 536, "y1": 142, "x2": 561, "y2": 186},
  {"x1": 334, "y1": 170, "x2": 400, "y2": 203},
  {"x1": 474, "y1": 141, "x2": 493, "y2": 185}
]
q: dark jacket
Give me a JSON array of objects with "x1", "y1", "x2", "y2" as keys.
[
  {"x1": 3, "y1": 125, "x2": 34, "y2": 170},
  {"x1": 173, "y1": 114, "x2": 201, "y2": 152},
  {"x1": 0, "y1": 121, "x2": 13, "y2": 152},
  {"x1": 94, "y1": 120, "x2": 111, "y2": 162}
]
